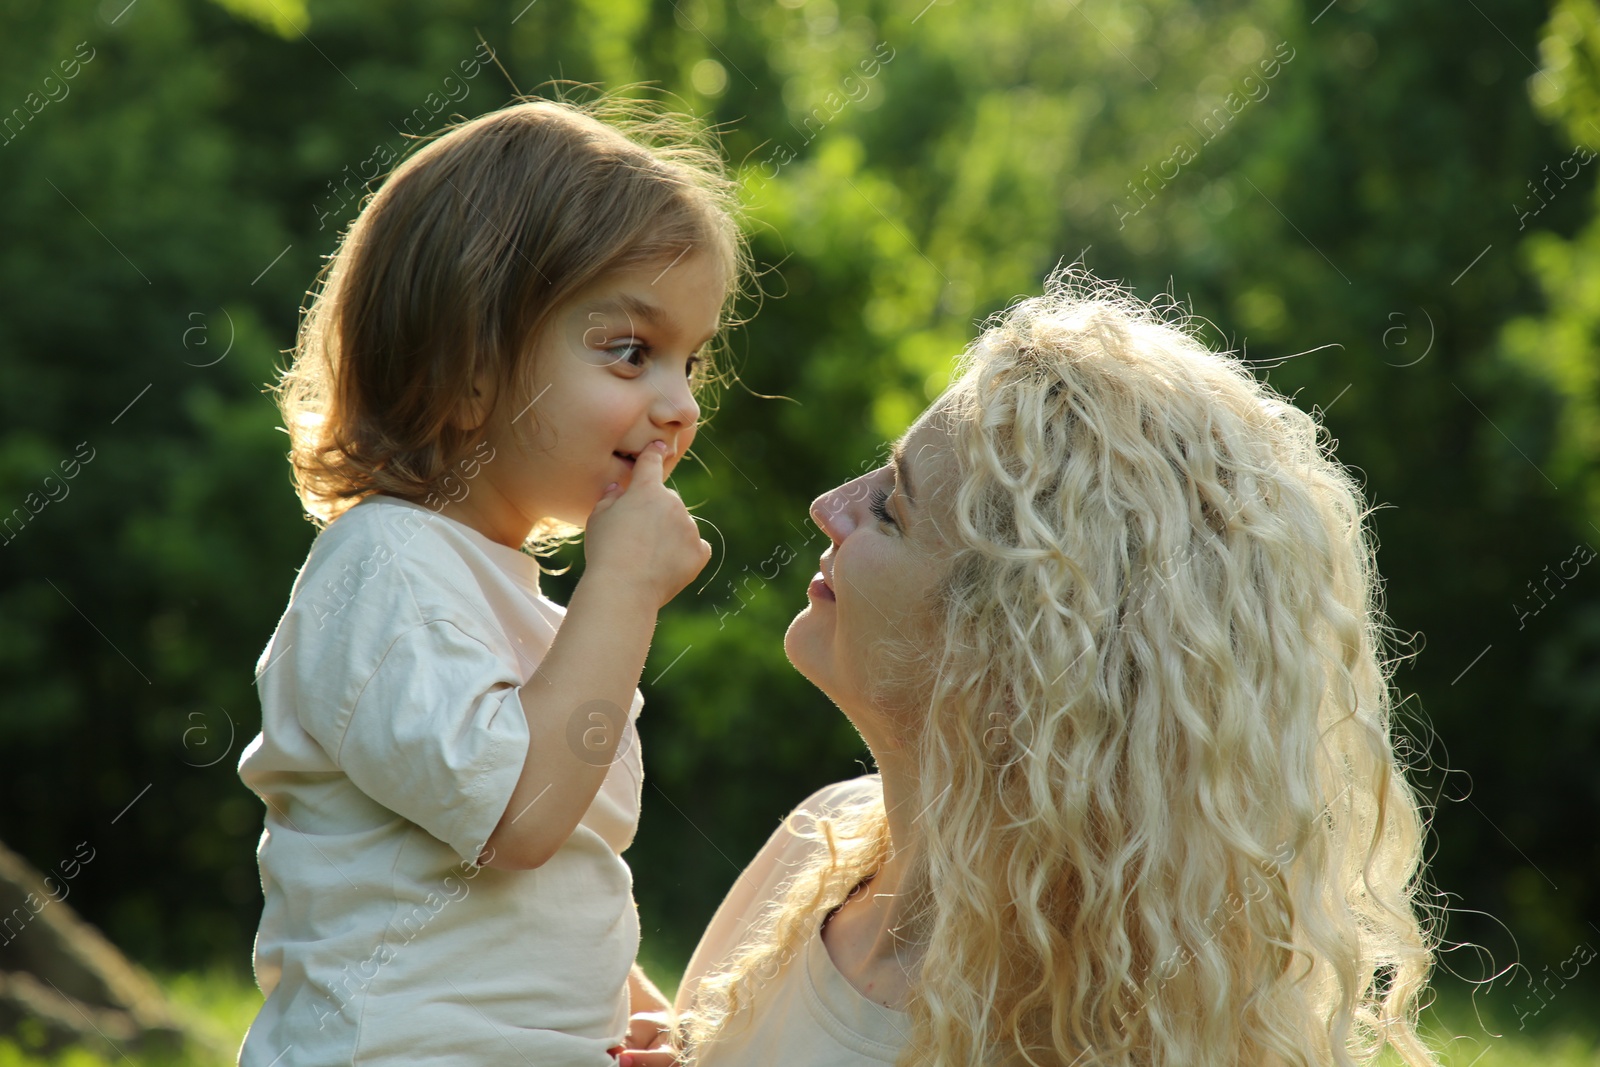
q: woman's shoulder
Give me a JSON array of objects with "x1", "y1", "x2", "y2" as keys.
[
  {"x1": 675, "y1": 776, "x2": 882, "y2": 1015},
  {"x1": 734, "y1": 776, "x2": 884, "y2": 888},
  {"x1": 782, "y1": 776, "x2": 883, "y2": 838},
  {"x1": 769, "y1": 776, "x2": 883, "y2": 886}
]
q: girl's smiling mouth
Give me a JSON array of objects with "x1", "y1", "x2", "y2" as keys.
[{"x1": 613, "y1": 443, "x2": 675, "y2": 469}]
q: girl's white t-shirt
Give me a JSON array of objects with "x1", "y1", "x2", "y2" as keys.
[
  {"x1": 237, "y1": 494, "x2": 644, "y2": 1067},
  {"x1": 676, "y1": 776, "x2": 912, "y2": 1066}
]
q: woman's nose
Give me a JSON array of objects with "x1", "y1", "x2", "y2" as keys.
[{"x1": 810, "y1": 482, "x2": 860, "y2": 542}]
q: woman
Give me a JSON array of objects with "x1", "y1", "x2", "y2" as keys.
[{"x1": 670, "y1": 269, "x2": 1439, "y2": 1067}]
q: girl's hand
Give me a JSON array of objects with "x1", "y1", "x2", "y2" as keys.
[
  {"x1": 608, "y1": 1050, "x2": 680, "y2": 1067},
  {"x1": 585, "y1": 440, "x2": 711, "y2": 609},
  {"x1": 615, "y1": 1052, "x2": 681, "y2": 1067},
  {"x1": 605, "y1": 1011, "x2": 681, "y2": 1065}
]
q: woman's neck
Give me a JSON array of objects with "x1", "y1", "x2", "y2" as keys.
[{"x1": 819, "y1": 747, "x2": 924, "y2": 1010}]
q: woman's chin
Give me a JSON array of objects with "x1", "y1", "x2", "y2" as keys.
[{"x1": 783, "y1": 610, "x2": 827, "y2": 680}]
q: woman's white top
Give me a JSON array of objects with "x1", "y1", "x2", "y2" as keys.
[
  {"x1": 677, "y1": 776, "x2": 912, "y2": 1065},
  {"x1": 237, "y1": 494, "x2": 643, "y2": 1066}
]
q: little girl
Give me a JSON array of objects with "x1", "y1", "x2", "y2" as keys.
[{"x1": 236, "y1": 97, "x2": 744, "y2": 1066}]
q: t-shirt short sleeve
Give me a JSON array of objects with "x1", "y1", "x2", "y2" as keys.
[{"x1": 303, "y1": 619, "x2": 531, "y2": 865}]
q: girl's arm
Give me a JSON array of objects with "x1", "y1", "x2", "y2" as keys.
[
  {"x1": 480, "y1": 442, "x2": 709, "y2": 870},
  {"x1": 479, "y1": 569, "x2": 658, "y2": 870}
]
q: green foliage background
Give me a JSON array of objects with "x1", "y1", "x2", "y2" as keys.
[{"x1": 1, "y1": 0, "x2": 1597, "y2": 1037}]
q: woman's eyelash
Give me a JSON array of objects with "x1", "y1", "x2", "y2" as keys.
[{"x1": 868, "y1": 487, "x2": 896, "y2": 527}]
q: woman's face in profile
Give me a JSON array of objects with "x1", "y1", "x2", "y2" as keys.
[{"x1": 785, "y1": 407, "x2": 956, "y2": 733}]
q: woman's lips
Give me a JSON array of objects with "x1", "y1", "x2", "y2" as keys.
[
  {"x1": 613, "y1": 451, "x2": 636, "y2": 468},
  {"x1": 808, "y1": 573, "x2": 835, "y2": 601}
]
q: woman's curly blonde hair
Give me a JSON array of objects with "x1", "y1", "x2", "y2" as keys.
[{"x1": 685, "y1": 267, "x2": 1439, "y2": 1067}]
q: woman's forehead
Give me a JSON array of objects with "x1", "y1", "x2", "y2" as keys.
[
  {"x1": 892, "y1": 414, "x2": 961, "y2": 546},
  {"x1": 900, "y1": 404, "x2": 957, "y2": 467}
]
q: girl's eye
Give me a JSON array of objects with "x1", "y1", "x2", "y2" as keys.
[
  {"x1": 868, "y1": 487, "x2": 897, "y2": 529},
  {"x1": 685, "y1": 355, "x2": 703, "y2": 380},
  {"x1": 605, "y1": 340, "x2": 648, "y2": 367}
]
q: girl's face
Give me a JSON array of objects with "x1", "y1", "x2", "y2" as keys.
[
  {"x1": 450, "y1": 252, "x2": 726, "y2": 547},
  {"x1": 785, "y1": 404, "x2": 957, "y2": 743}
]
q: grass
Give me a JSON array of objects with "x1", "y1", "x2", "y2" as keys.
[
  {"x1": 0, "y1": 966, "x2": 260, "y2": 1067},
  {"x1": 0, "y1": 969, "x2": 1593, "y2": 1065}
]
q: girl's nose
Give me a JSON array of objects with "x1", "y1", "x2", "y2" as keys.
[
  {"x1": 652, "y1": 371, "x2": 701, "y2": 428},
  {"x1": 810, "y1": 479, "x2": 862, "y2": 542}
]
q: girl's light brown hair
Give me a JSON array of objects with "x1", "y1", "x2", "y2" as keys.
[{"x1": 272, "y1": 94, "x2": 746, "y2": 540}]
